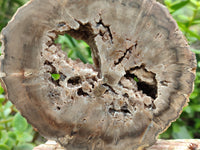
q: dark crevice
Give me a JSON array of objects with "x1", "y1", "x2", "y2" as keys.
[
  {"x1": 109, "y1": 105, "x2": 131, "y2": 116},
  {"x1": 44, "y1": 60, "x2": 61, "y2": 86},
  {"x1": 121, "y1": 105, "x2": 131, "y2": 114},
  {"x1": 125, "y1": 67, "x2": 157, "y2": 99},
  {"x1": 57, "y1": 22, "x2": 66, "y2": 27},
  {"x1": 48, "y1": 90, "x2": 60, "y2": 99},
  {"x1": 160, "y1": 80, "x2": 170, "y2": 86},
  {"x1": 134, "y1": 40, "x2": 138, "y2": 49},
  {"x1": 50, "y1": 77, "x2": 60, "y2": 86},
  {"x1": 109, "y1": 108, "x2": 116, "y2": 115},
  {"x1": 77, "y1": 88, "x2": 89, "y2": 96},
  {"x1": 96, "y1": 19, "x2": 113, "y2": 44},
  {"x1": 70, "y1": 131, "x2": 77, "y2": 136},
  {"x1": 124, "y1": 70, "x2": 137, "y2": 79},
  {"x1": 144, "y1": 102, "x2": 156, "y2": 110},
  {"x1": 68, "y1": 76, "x2": 81, "y2": 85},
  {"x1": 114, "y1": 48, "x2": 132, "y2": 65},
  {"x1": 137, "y1": 82, "x2": 157, "y2": 99},
  {"x1": 59, "y1": 72, "x2": 67, "y2": 81},
  {"x1": 102, "y1": 83, "x2": 118, "y2": 95},
  {"x1": 123, "y1": 93, "x2": 129, "y2": 98},
  {"x1": 57, "y1": 106, "x2": 61, "y2": 110},
  {"x1": 91, "y1": 76, "x2": 98, "y2": 82},
  {"x1": 114, "y1": 40, "x2": 137, "y2": 65},
  {"x1": 45, "y1": 41, "x2": 55, "y2": 47},
  {"x1": 86, "y1": 76, "x2": 97, "y2": 88}
]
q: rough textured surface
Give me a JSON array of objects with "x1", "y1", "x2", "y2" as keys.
[
  {"x1": 33, "y1": 140, "x2": 200, "y2": 150},
  {"x1": 0, "y1": 0, "x2": 196, "y2": 149}
]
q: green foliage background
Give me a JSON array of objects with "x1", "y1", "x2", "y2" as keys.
[{"x1": 0, "y1": 0, "x2": 200, "y2": 149}]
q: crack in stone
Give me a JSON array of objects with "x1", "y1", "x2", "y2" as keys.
[
  {"x1": 103, "y1": 83, "x2": 118, "y2": 95},
  {"x1": 96, "y1": 18, "x2": 113, "y2": 44},
  {"x1": 109, "y1": 103, "x2": 131, "y2": 116},
  {"x1": 114, "y1": 48, "x2": 132, "y2": 65}
]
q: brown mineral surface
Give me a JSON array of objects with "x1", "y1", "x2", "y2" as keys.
[{"x1": 0, "y1": 0, "x2": 196, "y2": 149}]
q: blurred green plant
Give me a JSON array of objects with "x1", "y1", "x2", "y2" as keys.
[
  {"x1": 0, "y1": 85, "x2": 39, "y2": 150},
  {"x1": 0, "y1": 0, "x2": 200, "y2": 149},
  {"x1": 55, "y1": 34, "x2": 93, "y2": 64},
  {"x1": 0, "y1": 0, "x2": 29, "y2": 31}
]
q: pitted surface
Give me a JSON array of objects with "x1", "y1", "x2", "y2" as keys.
[{"x1": 0, "y1": 0, "x2": 196, "y2": 149}]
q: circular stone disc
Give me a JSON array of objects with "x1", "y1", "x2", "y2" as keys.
[{"x1": 0, "y1": 0, "x2": 196, "y2": 149}]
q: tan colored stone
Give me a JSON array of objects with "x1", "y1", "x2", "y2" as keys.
[{"x1": 0, "y1": 0, "x2": 196, "y2": 149}]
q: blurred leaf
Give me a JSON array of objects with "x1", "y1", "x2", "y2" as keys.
[
  {"x1": 14, "y1": 0, "x2": 24, "y2": 6},
  {"x1": 172, "y1": 126, "x2": 193, "y2": 139},
  {"x1": 191, "y1": 19, "x2": 200, "y2": 25},
  {"x1": 170, "y1": 0, "x2": 190, "y2": 13},
  {"x1": 172, "y1": 123, "x2": 180, "y2": 132},
  {"x1": 0, "y1": 84, "x2": 4, "y2": 94},
  {"x1": 5, "y1": 138, "x2": 16, "y2": 148},
  {"x1": 67, "y1": 49, "x2": 74, "y2": 58},
  {"x1": 183, "y1": 106, "x2": 193, "y2": 114},
  {"x1": 0, "y1": 144, "x2": 10, "y2": 150},
  {"x1": 14, "y1": 143, "x2": 34, "y2": 150},
  {"x1": 0, "y1": 130, "x2": 8, "y2": 144},
  {"x1": 0, "y1": 95, "x2": 5, "y2": 103},
  {"x1": 190, "y1": 0, "x2": 199, "y2": 6},
  {"x1": 134, "y1": 77, "x2": 139, "y2": 82},
  {"x1": 12, "y1": 113, "x2": 28, "y2": 132},
  {"x1": 191, "y1": 49, "x2": 200, "y2": 54},
  {"x1": 189, "y1": 90, "x2": 198, "y2": 99},
  {"x1": 51, "y1": 74, "x2": 60, "y2": 81},
  {"x1": 195, "y1": 118, "x2": 200, "y2": 129},
  {"x1": 8, "y1": 132, "x2": 17, "y2": 141},
  {"x1": 190, "y1": 105, "x2": 200, "y2": 112},
  {"x1": 3, "y1": 102, "x2": 12, "y2": 117},
  {"x1": 16, "y1": 131, "x2": 33, "y2": 142},
  {"x1": 4, "y1": 101, "x2": 12, "y2": 109}
]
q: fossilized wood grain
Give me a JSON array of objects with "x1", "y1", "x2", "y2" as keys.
[{"x1": 0, "y1": 0, "x2": 196, "y2": 150}]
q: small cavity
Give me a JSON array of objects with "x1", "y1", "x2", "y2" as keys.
[
  {"x1": 48, "y1": 90, "x2": 60, "y2": 99},
  {"x1": 77, "y1": 88, "x2": 89, "y2": 96},
  {"x1": 70, "y1": 131, "x2": 77, "y2": 136},
  {"x1": 57, "y1": 106, "x2": 61, "y2": 110},
  {"x1": 120, "y1": 105, "x2": 131, "y2": 114},
  {"x1": 144, "y1": 103, "x2": 156, "y2": 110},
  {"x1": 125, "y1": 67, "x2": 157, "y2": 99},
  {"x1": 108, "y1": 103, "x2": 131, "y2": 116},
  {"x1": 68, "y1": 76, "x2": 81, "y2": 85},
  {"x1": 123, "y1": 93, "x2": 129, "y2": 98},
  {"x1": 57, "y1": 22, "x2": 66, "y2": 27},
  {"x1": 137, "y1": 82, "x2": 157, "y2": 99},
  {"x1": 59, "y1": 73, "x2": 67, "y2": 81},
  {"x1": 109, "y1": 108, "x2": 116, "y2": 115}
]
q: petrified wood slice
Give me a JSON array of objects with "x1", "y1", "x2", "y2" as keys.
[{"x1": 0, "y1": 0, "x2": 196, "y2": 149}]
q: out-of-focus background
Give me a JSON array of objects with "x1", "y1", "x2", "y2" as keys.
[{"x1": 0, "y1": 0, "x2": 199, "y2": 149}]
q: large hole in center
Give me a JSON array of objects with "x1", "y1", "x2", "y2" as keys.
[
  {"x1": 55, "y1": 34, "x2": 93, "y2": 64},
  {"x1": 50, "y1": 34, "x2": 94, "y2": 81}
]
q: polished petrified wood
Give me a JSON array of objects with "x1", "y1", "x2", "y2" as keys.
[{"x1": 0, "y1": 0, "x2": 196, "y2": 149}]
